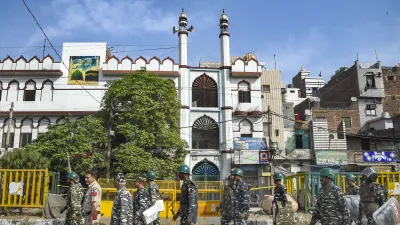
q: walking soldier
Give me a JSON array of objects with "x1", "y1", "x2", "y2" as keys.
[
  {"x1": 62, "y1": 172, "x2": 84, "y2": 225},
  {"x1": 110, "y1": 173, "x2": 133, "y2": 225},
  {"x1": 146, "y1": 170, "x2": 162, "y2": 225},
  {"x1": 132, "y1": 176, "x2": 151, "y2": 225}
]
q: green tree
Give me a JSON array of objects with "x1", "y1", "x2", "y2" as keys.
[
  {"x1": 24, "y1": 116, "x2": 107, "y2": 173},
  {"x1": 102, "y1": 68, "x2": 188, "y2": 179},
  {"x1": 0, "y1": 148, "x2": 50, "y2": 169}
]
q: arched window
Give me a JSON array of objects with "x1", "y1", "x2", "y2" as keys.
[
  {"x1": 239, "y1": 119, "x2": 253, "y2": 137},
  {"x1": 7, "y1": 81, "x2": 19, "y2": 102},
  {"x1": 2, "y1": 119, "x2": 15, "y2": 148},
  {"x1": 238, "y1": 81, "x2": 251, "y2": 103},
  {"x1": 41, "y1": 80, "x2": 53, "y2": 101},
  {"x1": 23, "y1": 80, "x2": 36, "y2": 101},
  {"x1": 192, "y1": 115, "x2": 219, "y2": 149},
  {"x1": 192, "y1": 158, "x2": 220, "y2": 181},
  {"x1": 38, "y1": 117, "x2": 51, "y2": 136},
  {"x1": 20, "y1": 119, "x2": 33, "y2": 147},
  {"x1": 192, "y1": 74, "x2": 218, "y2": 108}
]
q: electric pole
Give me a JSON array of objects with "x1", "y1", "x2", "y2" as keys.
[
  {"x1": 5, "y1": 102, "x2": 14, "y2": 152},
  {"x1": 106, "y1": 108, "x2": 113, "y2": 179}
]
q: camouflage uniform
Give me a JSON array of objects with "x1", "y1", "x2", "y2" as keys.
[
  {"x1": 148, "y1": 181, "x2": 161, "y2": 225},
  {"x1": 346, "y1": 185, "x2": 360, "y2": 195},
  {"x1": 220, "y1": 175, "x2": 235, "y2": 225},
  {"x1": 310, "y1": 183, "x2": 350, "y2": 225},
  {"x1": 232, "y1": 179, "x2": 250, "y2": 225},
  {"x1": 358, "y1": 182, "x2": 385, "y2": 225},
  {"x1": 133, "y1": 186, "x2": 151, "y2": 225},
  {"x1": 179, "y1": 179, "x2": 198, "y2": 225},
  {"x1": 65, "y1": 182, "x2": 84, "y2": 225},
  {"x1": 273, "y1": 183, "x2": 292, "y2": 225},
  {"x1": 111, "y1": 173, "x2": 133, "y2": 225}
]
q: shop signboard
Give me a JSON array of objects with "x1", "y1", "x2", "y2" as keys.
[
  {"x1": 315, "y1": 150, "x2": 348, "y2": 165},
  {"x1": 233, "y1": 150, "x2": 259, "y2": 164},
  {"x1": 233, "y1": 137, "x2": 267, "y2": 150},
  {"x1": 363, "y1": 151, "x2": 397, "y2": 163}
]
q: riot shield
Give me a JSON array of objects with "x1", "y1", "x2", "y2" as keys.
[
  {"x1": 344, "y1": 195, "x2": 360, "y2": 221},
  {"x1": 372, "y1": 197, "x2": 400, "y2": 225}
]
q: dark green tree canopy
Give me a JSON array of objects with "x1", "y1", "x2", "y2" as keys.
[
  {"x1": 0, "y1": 148, "x2": 50, "y2": 169},
  {"x1": 102, "y1": 69, "x2": 188, "y2": 179}
]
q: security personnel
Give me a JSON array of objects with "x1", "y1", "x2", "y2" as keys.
[
  {"x1": 220, "y1": 175, "x2": 235, "y2": 225},
  {"x1": 272, "y1": 172, "x2": 292, "y2": 225},
  {"x1": 111, "y1": 173, "x2": 133, "y2": 225},
  {"x1": 172, "y1": 164, "x2": 198, "y2": 225},
  {"x1": 62, "y1": 171, "x2": 84, "y2": 225},
  {"x1": 310, "y1": 168, "x2": 350, "y2": 225},
  {"x1": 345, "y1": 174, "x2": 359, "y2": 195},
  {"x1": 231, "y1": 168, "x2": 250, "y2": 225},
  {"x1": 82, "y1": 170, "x2": 102, "y2": 225},
  {"x1": 146, "y1": 170, "x2": 161, "y2": 225},
  {"x1": 132, "y1": 176, "x2": 151, "y2": 225},
  {"x1": 357, "y1": 167, "x2": 386, "y2": 225}
]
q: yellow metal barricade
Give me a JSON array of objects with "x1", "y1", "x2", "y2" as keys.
[{"x1": 0, "y1": 169, "x2": 49, "y2": 208}]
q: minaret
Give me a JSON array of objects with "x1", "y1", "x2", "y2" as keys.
[
  {"x1": 219, "y1": 9, "x2": 230, "y2": 67},
  {"x1": 219, "y1": 10, "x2": 233, "y2": 179},
  {"x1": 173, "y1": 8, "x2": 193, "y2": 167}
]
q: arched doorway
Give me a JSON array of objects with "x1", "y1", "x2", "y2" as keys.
[
  {"x1": 192, "y1": 158, "x2": 220, "y2": 181},
  {"x1": 192, "y1": 115, "x2": 219, "y2": 150},
  {"x1": 192, "y1": 74, "x2": 218, "y2": 108}
]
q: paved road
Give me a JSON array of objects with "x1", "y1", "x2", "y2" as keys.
[{"x1": 100, "y1": 217, "x2": 222, "y2": 225}]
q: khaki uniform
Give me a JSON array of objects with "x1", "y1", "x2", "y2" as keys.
[{"x1": 82, "y1": 181, "x2": 102, "y2": 225}]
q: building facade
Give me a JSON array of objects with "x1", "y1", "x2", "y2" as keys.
[
  {"x1": 292, "y1": 66, "x2": 324, "y2": 99},
  {"x1": 0, "y1": 10, "x2": 267, "y2": 181}
]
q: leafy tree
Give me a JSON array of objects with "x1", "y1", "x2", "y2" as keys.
[
  {"x1": 0, "y1": 148, "x2": 50, "y2": 169},
  {"x1": 102, "y1": 68, "x2": 188, "y2": 179},
  {"x1": 24, "y1": 116, "x2": 107, "y2": 173}
]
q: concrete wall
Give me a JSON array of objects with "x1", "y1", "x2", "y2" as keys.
[{"x1": 311, "y1": 118, "x2": 347, "y2": 150}]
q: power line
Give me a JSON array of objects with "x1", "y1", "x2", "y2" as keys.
[{"x1": 21, "y1": 0, "x2": 101, "y2": 104}]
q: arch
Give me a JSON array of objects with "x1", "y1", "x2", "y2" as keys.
[
  {"x1": 38, "y1": 117, "x2": 51, "y2": 133},
  {"x1": 28, "y1": 56, "x2": 41, "y2": 63},
  {"x1": 192, "y1": 158, "x2": 220, "y2": 181},
  {"x1": 239, "y1": 118, "x2": 253, "y2": 137},
  {"x1": 24, "y1": 79, "x2": 37, "y2": 90},
  {"x1": 192, "y1": 115, "x2": 219, "y2": 150},
  {"x1": 192, "y1": 73, "x2": 218, "y2": 108},
  {"x1": 2, "y1": 118, "x2": 16, "y2": 148},
  {"x1": 7, "y1": 80, "x2": 19, "y2": 102},
  {"x1": 238, "y1": 80, "x2": 251, "y2": 103},
  {"x1": 56, "y1": 117, "x2": 66, "y2": 124},
  {"x1": 41, "y1": 80, "x2": 54, "y2": 101},
  {"x1": 162, "y1": 56, "x2": 176, "y2": 65},
  {"x1": 23, "y1": 80, "x2": 37, "y2": 101},
  {"x1": 20, "y1": 118, "x2": 33, "y2": 147},
  {"x1": 42, "y1": 54, "x2": 55, "y2": 62}
]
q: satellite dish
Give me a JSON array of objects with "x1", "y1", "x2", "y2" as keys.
[
  {"x1": 305, "y1": 109, "x2": 311, "y2": 116},
  {"x1": 351, "y1": 97, "x2": 358, "y2": 102}
]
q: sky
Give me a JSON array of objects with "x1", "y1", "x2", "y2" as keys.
[{"x1": 0, "y1": 0, "x2": 399, "y2": 84}]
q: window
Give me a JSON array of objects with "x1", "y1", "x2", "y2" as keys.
[
  {"x1": 241, "y1": 134, "x2": 252, "y2": 137},
  {"x1": 366, "y1": 74, "x2": 376, "y2": 88},
  {"x1": 366, "y1": 104, "x2": 376, "y2": 115},
  {"x1": 312, "y1": 87, "x2": 318, "y2": 97},
  {"x1": 388, "y1": 76, "x2": 394, "y2": 81},
  {"x1": 192, "y1": 115, "x2": 219, "y2": 149},
  {"x1": 295, "y1": 135, "x2": 303, "y2": 149},
  {"x1": 290, "y1": 90, "x2": 295, "y2": 93},
  {"x1": 275, "y1": 129, "x2": 279, "y2": 136},
  {"x1": 262, "y1": 85, "x2": 270, "y2": 92},
  {"x1": 238, "y1": 81, "x2": 251, "y2": 103},
  {"x1": 24, "y1": 90, "x2": 36, "y2": 101},
  {"x1": 20, "y1": 133, "x2": 32, "y2": 147},
  {"x1": 239, "y1": 119, "x2": 253, "y2": 137},
  {"x1": 2, "y1": 132, "x2": 14, "y2": 148},
  {"x1": 192, "y1": 74, "x2": 218, "y2": 108},
  {"x1": 342, "y1": 117, "x2": 351, "y2": 129}
]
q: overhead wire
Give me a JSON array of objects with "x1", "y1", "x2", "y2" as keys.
[{"x1": 21, "y1": 0, "x2": 102, "y2": 104}]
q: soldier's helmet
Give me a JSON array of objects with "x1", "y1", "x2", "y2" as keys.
[
  {"x1": 346, "y1": 174, "x2": 356, "y2": 182},
  {"x1": 146, "y1": 170, "x2": 157, "y2": 181},
  {"x1": 319, "y1": 168, "x2": 334, "y2": 180},
  {"x1": 177, "y1": 164, "x2": 191, "y2": 174},
  {"x1": 134, "y1": 176, "x2": 146, "y2": 184},
  {"x1": 114, "y1": 173, "x2": 126, "y2": 184},
  {"x1": 231, "y1": 168, "x2": 244, "y2": 177},
  {"x1": 361, "y1": 167, "x2": 378, "y2": 181},
  {"x1": 273, "y1": 172, "x2": 284, "y2": 180},
  {"x1": 66, "y1": 172, "x2": 79, "y2": 182}
]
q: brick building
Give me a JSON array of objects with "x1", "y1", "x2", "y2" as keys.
[{"x1": 382, "y1": 64, "x2": 400, "y2": 116}]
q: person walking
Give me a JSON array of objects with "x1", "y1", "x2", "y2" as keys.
[
  {"x1": 231, "y1": 168, "x2": 250, "y2": 225},
  {"x1": 132, "y1": 176, "x2": 151, "y2": 225},
  {"x1": 220, "y1": 174, "x2": 235, "y2": 225},
  {"x1": 309, "y1": 168, "x2": 350, "y2": 225},
  {"x1": 357, "y1": 167, "x2": 386, "y2": 225},
  {"x1": 110, "y1": 173, "x2": 133, "y2": 225},
  {"x1": 62, "y1": 171, "x2": 84, "y2": 225},
  {"x1": 172, "y1": 164, "x2": 198, "y2": 225},
  {"x1": 272, "y1": 172, "x2": 292, "y2": 225},
  {"x1": 145, "y1": 170, "x2": 161, "y2": 225},
  {"x1": 82, "y1": 170, "x2": 102, "y2": 225},
  {"x1": 345, "y1": 174, "x2": 360, "y2": 195}
]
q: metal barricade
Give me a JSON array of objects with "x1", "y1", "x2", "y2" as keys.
[{"x1": 0, "y1": 169, "x2": 49, "y2": 208}]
